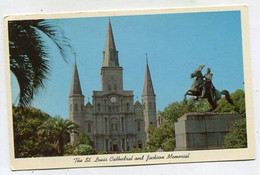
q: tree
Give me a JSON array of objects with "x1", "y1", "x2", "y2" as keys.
[
  {"x1": 148, "y1": 122, "x2": 175, "y2": 151},
  {"x1": 38, "y1": 116, "x2": 80, "y2": 156},
  {"x1": 9, "y1": 19, "x2": 72, "y2": 107},
  {"x1": 76, "y1": 131, "x2": 94, "y2": 147},
  {"x1": 76, "y1": 144, "x2": 95, "y2": 155},
  {"x1": 13, "y1": 106, "x2": 57, "y2": 157},
  {"x1": 65, "y1": 131, "x2": 96, "y2": 155},
  {"x1": 224, "y1": 118, "x2": 247, "y2": 148},
  {"x1": 160, "y1": 99, "x2": 209, "y2": 123}
]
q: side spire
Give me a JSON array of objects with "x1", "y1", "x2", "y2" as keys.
[
  {"x1": 70, "y1": 58, "x2": 83, "y2": 96},
  {"x1": 143, "y1": 54, "x2": 155, "y2": 96},
  {"x1": 103, "y1": 19, "x2": 119, "y2": 67}
]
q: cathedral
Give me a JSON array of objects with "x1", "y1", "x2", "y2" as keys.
[{"x1": 69, "y1": 19, "x2": 157, "y2": 152}]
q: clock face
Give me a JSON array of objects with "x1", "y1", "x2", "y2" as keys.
[{"x1": 110, "y1": 96, "x2": 117, "y2": 103}]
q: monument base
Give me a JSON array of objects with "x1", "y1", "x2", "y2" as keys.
[{"x1": 174, "y1": 113, "x2": 242, "y2": 151}]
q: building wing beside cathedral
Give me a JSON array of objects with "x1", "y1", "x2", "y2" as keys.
[{"x1": 69, "y1": 19, "x2": 157, "y2": 153}]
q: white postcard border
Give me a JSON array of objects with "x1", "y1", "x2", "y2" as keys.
[{"x1": 4, "y1": 5, "x2": 255, "y2": 170}]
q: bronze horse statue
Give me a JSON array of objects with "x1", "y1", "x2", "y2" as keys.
[{"x1": 183, "y1": 65, "x2": 234, "y2": 111}]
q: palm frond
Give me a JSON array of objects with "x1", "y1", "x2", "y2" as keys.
[
  {"x1": 34, "y1": 20, "x2": 73, "y2": 62},
  {"x1": 9, "y1": 19, "x2": 72, "y2": 106}
]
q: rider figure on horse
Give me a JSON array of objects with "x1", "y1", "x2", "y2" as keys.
[
  {"x1": 184, "y1": 65, "x2": 233, "y2": 111},
  {"x1": 200, "y1": 68, "x2": 216, "y2": 100}
]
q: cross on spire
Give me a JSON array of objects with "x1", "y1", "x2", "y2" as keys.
[
  {"x1": 74, "y1": 52, "x2": 77, "y2": 63},
  {"x1": 146, "y1": 53, "x2": 148, "y2": 65}
]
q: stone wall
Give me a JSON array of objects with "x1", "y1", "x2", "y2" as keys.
[{"x1": 174, "y1": 113, "x2": 242, "y2": 151}]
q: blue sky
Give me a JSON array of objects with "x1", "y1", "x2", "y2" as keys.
[{"x1": 11, "y1": 10, "x2": 244, "y2": 119}]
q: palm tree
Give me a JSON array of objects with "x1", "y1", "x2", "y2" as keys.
[
  {"x1": 8, "y1": 19, "x2": 72, "y2": 107},
  {"x1": 38, "y1": 116, "x2": 80, "y2": 156}
]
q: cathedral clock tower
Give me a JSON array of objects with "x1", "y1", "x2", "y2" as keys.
[{"x1": 101, "y1": 19, "x2": 123, "y2": 91}]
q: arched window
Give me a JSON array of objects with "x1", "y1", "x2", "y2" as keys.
[
  {"x1": 111, "y1": 118, "x2": 118, "y2": 132},
  {"x1": 126, "y1": 103, "x2": 129, "y2": 111},
  {"x1": 137, "y1": 123, "x2": 141, "y2": 131},
  {"x1": 149, "y1": 102, "x2": 152, "y2": 109},
  {"x1": 110, "y1": 123, "x2": 114, "y2": 132},
  {"x1": 108, "y1": 84, "x2": 111, "y2": 91},
  {"x1": 75, "y1": 104, "x2": 78, "y2": 111},
  {"x1": 115, "y1": 123, "x2": 118, "y2": 131},
  {"x1": 87, "y1": 123, "x2": 91, "y2": 133},
  {"x1": 114, "y1": 83, "x2": 117, "y2": 90},
  {"x1": 97, "y1": 103, "x2": 101, "y2": 112},
  {"x1": 70, "y1": 104, "x2": 72, "y2": 111},
  {"x1": 81, "y1": 104, "x2": 84, "y2": 111}
]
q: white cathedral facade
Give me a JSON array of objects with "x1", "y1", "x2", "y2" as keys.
[{"x1": 69, "y1": 20, "x2": 157, "y2": 152}]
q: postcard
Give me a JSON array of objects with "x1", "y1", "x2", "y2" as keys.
[{"x1": 4, "y1": 5, "x2": 255, "y2": 170}]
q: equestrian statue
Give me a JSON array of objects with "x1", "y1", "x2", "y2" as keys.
[{"x1": 183, "y1": 65, "x2": 234, "y2": 112}]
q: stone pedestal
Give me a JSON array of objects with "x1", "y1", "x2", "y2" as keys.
[{"x1": 174, "y1": 113, "x2": 242, "y2": 151}]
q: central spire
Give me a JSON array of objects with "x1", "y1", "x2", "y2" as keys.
[{"x1": 103, "y1": 19, "x2": 119, "y2": 67}]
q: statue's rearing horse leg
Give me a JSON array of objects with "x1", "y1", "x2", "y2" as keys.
[
  {"x1": 184, "y1": 89, "x2": 199, "y2": 104},
  {"x1": 183, "y1": 90, "x2": 190, "y2": 104}
]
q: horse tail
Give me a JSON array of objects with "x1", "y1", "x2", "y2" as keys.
[{"x1": 221, "y1": 90, "x2": 234, "y2": 105}]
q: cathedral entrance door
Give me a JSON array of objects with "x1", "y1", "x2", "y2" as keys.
[
  {"x1": 111, "y1": 139, "x2": 119, "y2": 152},
  {"x1": 113, "y1": 144, "x2": 118, "y2": 152}
]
